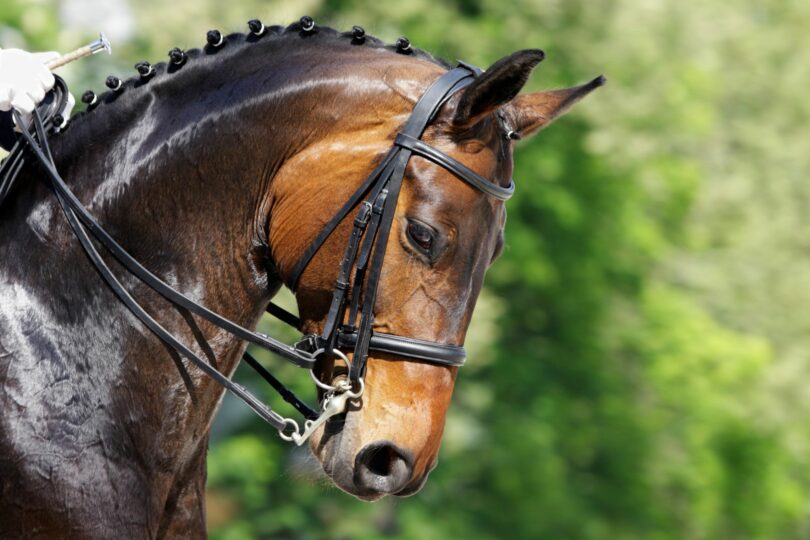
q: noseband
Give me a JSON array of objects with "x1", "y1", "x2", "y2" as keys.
[{"x1": 1, "y1": 63, "x2": 514, "y2": 445}]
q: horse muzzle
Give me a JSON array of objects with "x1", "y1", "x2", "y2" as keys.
[{"x1": 312, "y1": 421, "x2": 435, "y2": 501}]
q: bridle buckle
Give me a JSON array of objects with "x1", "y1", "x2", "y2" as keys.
[{"x1": 294, "y1": 334, "x2": 322, "y2": 355}]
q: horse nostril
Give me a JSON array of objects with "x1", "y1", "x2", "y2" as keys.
[{"x1": 354, "y1": 441, "x2": 414, "y2": 494}]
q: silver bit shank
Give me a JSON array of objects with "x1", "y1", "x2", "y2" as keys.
[
  {"x1": 291, "y1": 391, "x2": 352, "y2": 446},
  {"x1": 289, "y1": 380, "x2": 364, "y2": 446}
]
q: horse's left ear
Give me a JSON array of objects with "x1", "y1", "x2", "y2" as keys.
[
  {"x1": 508, "y1": 75, "x2": 607, "y2": 139},
  {"x1": 452, "y1": 49, "x2": 546, "y2": 130}
]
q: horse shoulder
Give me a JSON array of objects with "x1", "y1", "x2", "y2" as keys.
[{"x1": 0, "y1": 279, "x2": 158, "y2": 537}]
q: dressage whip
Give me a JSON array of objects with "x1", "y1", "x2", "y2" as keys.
[{"x1": 45, "y1": 32, "x2": 111, "y2": 70}]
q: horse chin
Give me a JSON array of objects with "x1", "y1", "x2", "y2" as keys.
[{"x1": 309, "y1": 425, "x2": 374, "y2": 500}]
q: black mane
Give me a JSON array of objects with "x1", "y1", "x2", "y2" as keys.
[{"x1": 64, "y1": 19, "x2": 452, "y2": 131}]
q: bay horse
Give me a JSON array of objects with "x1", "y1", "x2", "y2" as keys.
[{"x1": 0, "y1": 19, "x2": 602, "y2": 537}]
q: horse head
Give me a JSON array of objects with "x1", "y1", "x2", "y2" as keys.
[{"x1": 265, "y1": 45, "x2": 603, "y2": 499}]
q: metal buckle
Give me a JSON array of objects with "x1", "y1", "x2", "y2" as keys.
[
  {"x1": 294, "y1": 334, "x2": 321, "y2": 354},
  {"x1": 354, "y1": 201, "x2": 373, "y2": 226},
  {"x1": 372, "y1": 189, "x2": 388, "y2": 213},
  {"x1": 457, "y1": 60, "x2": 483, "y2": 76}
]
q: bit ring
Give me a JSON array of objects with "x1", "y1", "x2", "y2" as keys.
[
  {"x1": 309, "y1": 348, "x2": 351, "y2": 391},
  {"x1": 277, "y1": 418, "x2": 300, "y2": 441}
]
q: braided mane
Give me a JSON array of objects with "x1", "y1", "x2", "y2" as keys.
[{"x1": 66, "y1": 18, "x2": 452, "y2": 129}]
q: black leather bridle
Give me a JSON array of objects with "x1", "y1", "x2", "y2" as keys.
[{"x1": 0, "y1": 63, "x2": 513, "y2": 444}]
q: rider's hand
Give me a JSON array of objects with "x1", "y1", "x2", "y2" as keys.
[
  {"x1": 0, "y1": 48, "x2": 75, "y2": 129},
  {"x1": 0, "y1": 49, "x2": 59, "y2": 114}
]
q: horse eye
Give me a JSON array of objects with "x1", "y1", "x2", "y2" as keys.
[{"x1": 406, "y1": 221, "x2": 434, "y2": 253}]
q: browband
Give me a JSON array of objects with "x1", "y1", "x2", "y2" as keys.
[{"x1": 394, "y1": 133, "x2": 515, "y2": 201}]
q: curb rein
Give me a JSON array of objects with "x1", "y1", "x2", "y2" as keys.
[{"x1": 1, "y1": 64, "x2": 514, "y2": 446}]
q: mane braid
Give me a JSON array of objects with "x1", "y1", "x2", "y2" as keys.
[{"x1": 61, "y1": 19, "x2": 452, "y2": 131}]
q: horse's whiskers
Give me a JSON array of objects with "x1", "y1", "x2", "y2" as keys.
[{"x1": 288, "y1": 447, "x2": 327, "y2": 484}]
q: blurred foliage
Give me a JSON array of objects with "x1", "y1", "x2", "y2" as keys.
[{"x1": 3, "y1": 0, "x2": 810, "y2": 538}]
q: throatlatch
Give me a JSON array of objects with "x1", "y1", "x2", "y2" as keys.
[{"x1": 1, "y1": 63, "x2": 513, "y2": 446}]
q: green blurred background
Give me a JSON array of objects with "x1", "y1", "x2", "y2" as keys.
[{"x1": 3, "y1": 0, "x2": 810, "y2": 538}]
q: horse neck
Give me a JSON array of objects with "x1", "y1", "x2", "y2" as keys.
[
  {"x1": 44, "y1": 47, "x2": 394, "y2": 325},
  {"x1": 46, "y1": 44, "x2": 437, "y2": 304},
  {"x1": 13, "y1": 45, "x2": 436, "y2": 452}
]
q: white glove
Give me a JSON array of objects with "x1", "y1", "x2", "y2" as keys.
[{"x1": 0, "y1": 49, "x2": 59, "y2": 114}]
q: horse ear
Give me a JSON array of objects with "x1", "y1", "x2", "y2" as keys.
[
  {"x1": 508, "y1": 75, "x2": 606, "y2": 138},
  {"x1": 451, "y1": 49, "x2": 545, "y2": 130}
]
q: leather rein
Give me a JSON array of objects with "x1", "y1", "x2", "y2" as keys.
[{"x1": 0, "y1": 64, "x2": 514, "y2": 445}]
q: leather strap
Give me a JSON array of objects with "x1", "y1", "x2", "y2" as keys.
[
  {"x1": 12, "y1": 115, "x2": 316, "y2": 368},
  {"x1": 17, "y1": 111, "x2": 294, "y2": 431},
  {"x1": 265, "y1": 301, "x2": 301, "y2": 328},
  {"x1": 0, "y1": 76, "x2": 69, "y2": 209},
  {"x1": 242, "y1": 351, "x2": 318, "y2": 420},
  {"x1": 394, "y1": 133, "x2": 515, "y2": 201},
  {"x1": 337, "y1": 331, "x2": 465, "y2": 365},
  {"x1": 319, "y1": 201, "x2": 371, "y2": 350},
  {"x1": 287, "y1": 150, "x2": 397, "y2": 291},
  {"x1": 345, "y1": 67, "x2": 478, "y2": 381}
]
